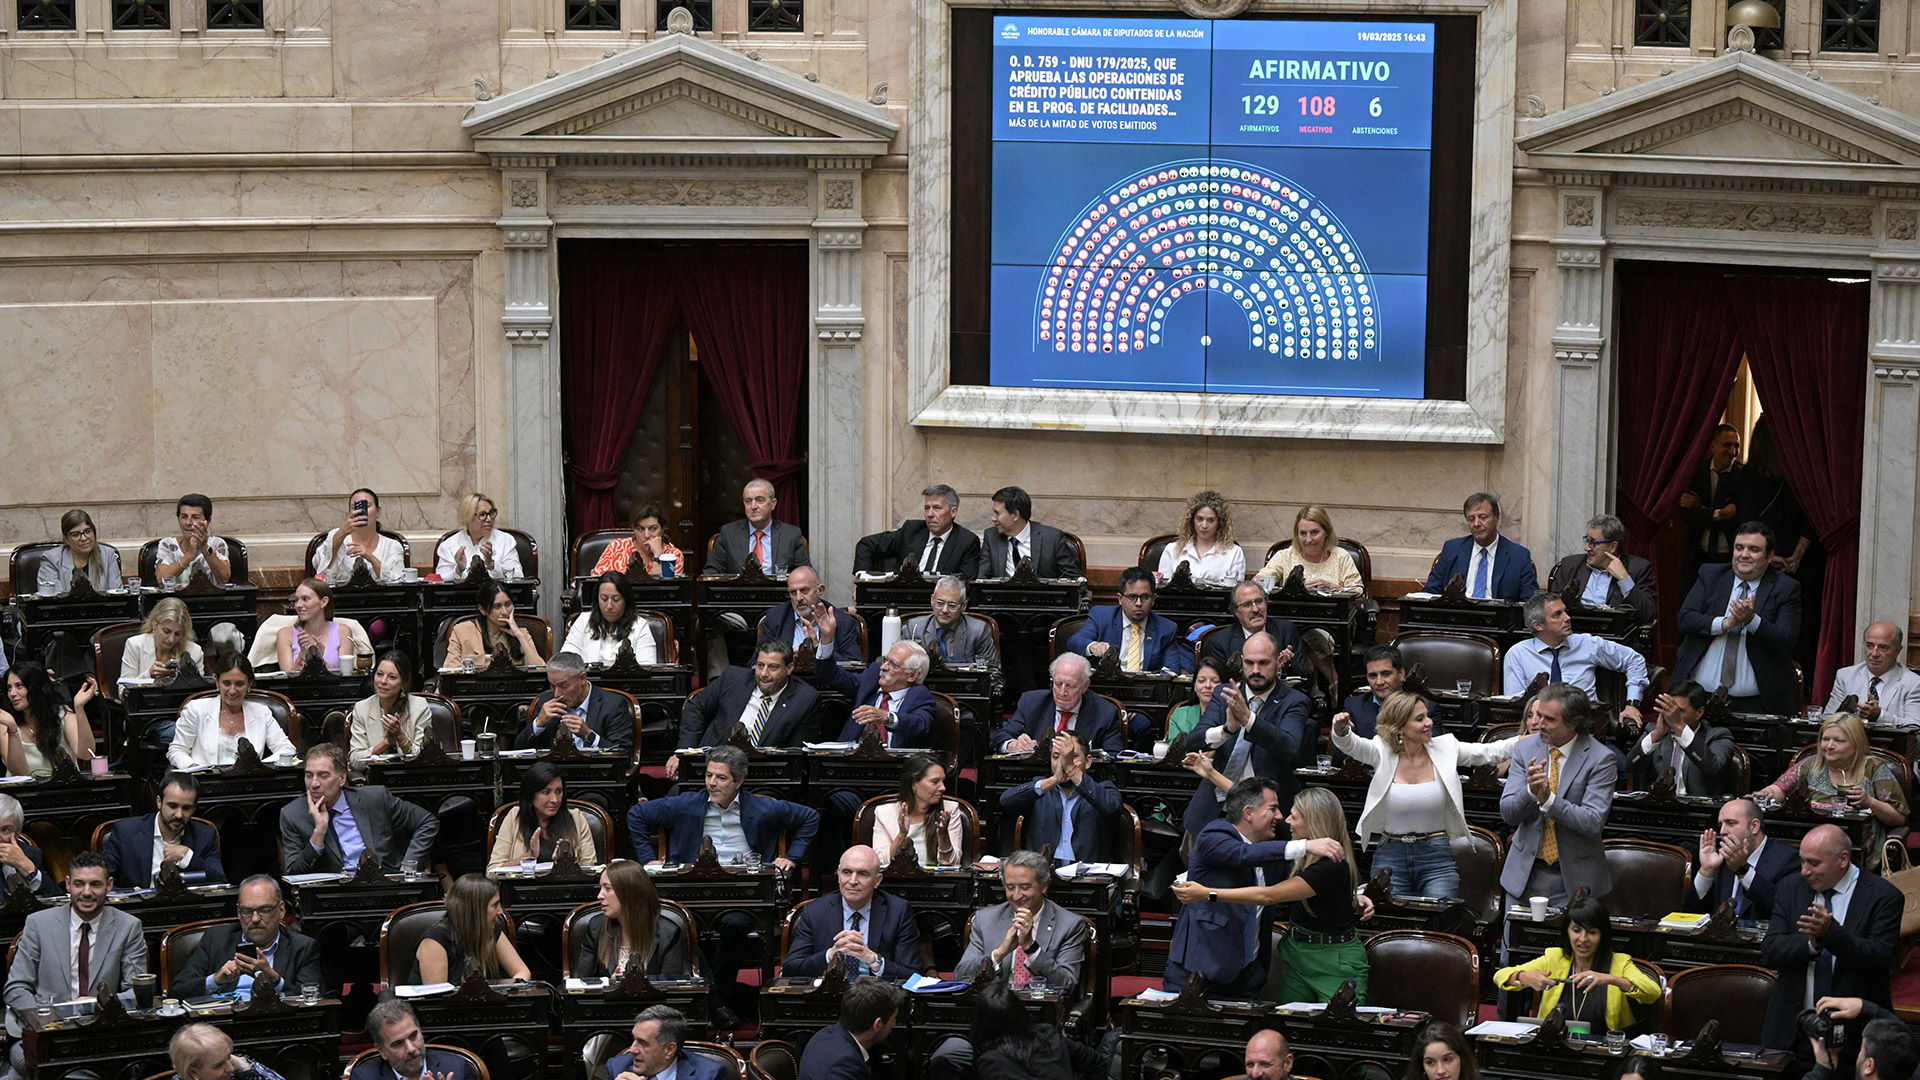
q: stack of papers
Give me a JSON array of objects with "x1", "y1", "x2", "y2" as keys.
[
  {"x1": 1467, "y1": 1021, "x2": 1541, "y2": 1038},
  {"x1": 394, "y1": 983, "x2": 455, "y2": 998},
  {"x1": 1055, "y1": 862, "x2": 1129, "y2": 879},
  {"x1": 1131, "y1": 988, "x2": 1179, "y2": 1003},
  {"x1": 285, "y1": 872, "x2": 348, "y2": 885},
  {"x1": 804, "y1": 742, "x2": 858, "y2": 752},
  {"x1": 1659, "y1": 911, "x2": 1710, "y2": 931}
]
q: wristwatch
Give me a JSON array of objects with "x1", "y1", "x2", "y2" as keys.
[{"x1": 1208, "y1": 890, "x2": 1219, "y2": 903}]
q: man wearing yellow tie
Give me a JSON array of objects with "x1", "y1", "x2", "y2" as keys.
[
  {"x1": 1498, "y1": 683, "x2": 1616, "y2": 910},
  {"x1": 1067, "y1": 567, "x2": 1194, "y2": 676}
]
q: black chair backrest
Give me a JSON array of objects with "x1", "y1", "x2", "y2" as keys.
[
  {"x1": 748, "y1": 1039, "x2": 800, "y2": 1080},
  {"x1": 570, "y1": 529, "x2": 627, "y2": 582},
  {"x1": 1137, "y1": 533, "x2": 1177, "y2": 571},
  {"x1": 1391, "y1": 631, "x2": 1502, "y2": 697},
  {"x1": 379, "y1": 901, "x2": 447, "y2": 984},
  {"x1": 303, "y1": 526, "x2": 412, "y2": 575},
  {"x1": 560, "y1": 898, "x2": 699, "y2": 978},
  {"x1": 419, "y1": 692, "x2": 463, "y2": 750}
]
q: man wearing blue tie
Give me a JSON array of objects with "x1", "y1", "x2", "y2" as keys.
[
  {"x1": 1422, "y1": 493, "x2": 1539, "y2": 602},
  {"x1": 1686, "y1": 797, "x2": 1796, "y2": 922}
]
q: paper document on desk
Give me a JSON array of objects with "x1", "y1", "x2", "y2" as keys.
[
  {"x1": 284, "y1": 872, "x2": 348, "y2": 885},
  {"x1": 394, "y1": 983, "x2": 455, "y2": 998},
  {"x1": 1056, "y1": 862, "x2": 1128, "y2": 879},
  {"x1": 904, "y1": 974, "x2": 968, "y2": 993},
  {"x1": 804, "y1": 742, "x2": 858, "y2": 751},
  {"x1": 1131, "y1": 989, "x2": 1179, "y2": 1003},
  {"x1": 1467, "y1": 1021, "x2": 1540, "y2": 1038}
]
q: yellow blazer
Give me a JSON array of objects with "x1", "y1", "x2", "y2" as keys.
[{"x1": 1494, "y1": 948, "x2": 1660, "y2": 1032}]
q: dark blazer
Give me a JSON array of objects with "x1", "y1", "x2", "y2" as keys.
[
  {"x1": 514, "y1": 685, "x2": 634, "y2": 755},
  {"x1": 813, "y1": 662, "x2": 936, "y2": 747},
  {"x1": 675, "y1": 667, "x2": 819, "y2": 750},
  {"x1": 1422, "y1": 535, "x2": 1539, "y2": 601},
  {"x1": 3, "y1": 838, "x2": 63, "y2": 898},
  {"x1": 703, "y1": 518, "x2": 810, "y2": 577},
  {"x1": 1165, "y1": 818, "x2": 1292, "y2": 989},
  {"x1": 783, "y1": 891, "x2": 924, "y2": 980},
  {"x1": 1203, "y1": 618, "x2": 1310, "y2": 680},
  {"x1": 1181, "y1": 684, "x2": 1313, "y2": 834},
  {"x1": 1000, "y1": 775, "x2": 1125, "y2": 863},
  {"x1": 348, "y1": 1049, "x2": 477, "y2": 1080},
  {"x1": 1625, "y1": 723, "x2": 1741, "y2": 799},
  {"x1": 796, "y1": 1023, "x2": 871, "y2": 1080},
  {"x1": 102, "y1": 814, "x2": 226, "y2": 888},
  {"x1": 570, "y1": 911, "x2": 688, "y2": 979},
  {"x1": 1066, "y1": 607, "x2": 1193, "y2": 675},
  {"x1": 1681, "y1": 461, "x2": 1743, "y2": 564},
  {"x1": 1546, "y1": 551, "x2": 1659, "y2": 624},
  {"x1": 1674, "y1": 565, "x2": 1803, "y2": 715},
  {"x1": 1685, "y1": 835, "x2": 1798, "y2": 922},
  {"x1": 993, "y1": 689, "x2": 1123, "y2": 755},
  {"x1": 627, "y1": 790, "x2": 819, "y2": 865},
  {"x1": 1761, "y1": 868, "x2": 1903, "y2": 1049},
  {"x1": 605, "y1": 1052, "x2": 724, "y2": 1080},
  {"x1": 977, "y1": 521, "x2": 1082, "y2": 581},
  {"x1": 854, "y1": 521, "x2": 982, "y2": 578},
  {"x1": 758, "y1": 603, "x2": 865, "y2": 665},
  {"x1": 279, "y1": 785, "x2": 438, "y2": 875},
  {"x1": 169, "y1": 924, "x2": 326, "y2": 1000}
]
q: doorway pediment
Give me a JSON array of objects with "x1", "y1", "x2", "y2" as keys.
[
  {"x1": 1518, "y1": 51, "x2": 1920, "y2": 180},
  {"x1": 464, "y1": 32, "x2": 898, "y2": 159}
]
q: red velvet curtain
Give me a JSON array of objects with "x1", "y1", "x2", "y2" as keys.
[
  {"x1": 1733, "y1": 277, "x2": 1869, "y2": 703},
  {"x1": 675, "y1": 244, "x2": 811, "y2": 523},
  {"x1": 1613, "y1": 271, "x2": 1746, "y2": 557},
  {"x1": 559, "y1": 242, "x2": 680, "y2": 534}
]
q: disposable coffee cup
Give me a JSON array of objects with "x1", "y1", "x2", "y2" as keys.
[
  {"x1": 1151, "y1": 740, "x2": 1170, "y2": 761},
  {"x1": 460, "y1": 739, "x2": 477, "y2": 760},
  {"x1": 89, "y1": 757, "x2": 108, "y2": 777},
  {"x1": 1529, "y1": 895, "x2": 1550, "y2": 922}
]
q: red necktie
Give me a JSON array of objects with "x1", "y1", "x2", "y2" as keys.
[
  {"x1": 77, "y1": 922, "x2": 91, "y2": 993},
  {"x1": 876, "y1": 692, "x2": 890, "y2": 745},
  {"x1": 1057, "y1": 708, "x2": 1071, "y2": 733},
  {"x1": 750, "y1": 530, "x2": 766, "y2": 570}
]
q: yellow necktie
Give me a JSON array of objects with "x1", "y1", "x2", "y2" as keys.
[
  {"x1": 1541, "y1": 747, "x2": 1562, "y2": 864},
  {"x1": 1123, "y1": 624, "x2": 1143, "y2": 672}
]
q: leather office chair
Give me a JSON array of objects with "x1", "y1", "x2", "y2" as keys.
[
  {"x1": 1601, "y1": 839, "x2": 1692, "y2": 920},
  {"x1": 1666, "y1": 963, "x2": 1775, "y2": 1046},
  {"x1": 91, "y1": 620, "x2": 144, "y2": 701},
  {"x1": 343, "y1": 1044, "x2": 490, "y2": 1080},
  {"x1": 1137, "y1": 534, "x2": 1178, "y2": 572},
  {"x1": 747, "y1": 1039, "x2": 800, "y2": 1080},
  {"x1": 1048, "y1": 614, "x2": 1090, "y2": 660},
  {"x1": 1363, "y1": 929, "x2": 1480, "y2": 1027},
  {"x1": 303, "y1": 527, "x2": 412, "y2": 575},
  {"x1": 684, "y1": 1042, "x2": 748, "y2": 1080},
  {"x1": 485, "y1": 800, "x2": 613, "y2": 864},
  {"x1": 927, "y1": 690, "x2": 962, "y2": 764},
  {"x1": 420, "y1": 692, "x2": 463, "y2": 751},
  {"x1": 634, "y1": 609, "x2": 681, "y2": 665},
  {"x1": 1391, "y1": 631, "x2": 1502, "y2": 697},
  {"x1": 1059, "y1": 531, "x2": 1088, "y2": 576},
  {"x1": 851, "y1": 793, "x2": 981, "y2": 865},
  {"x1": 1787, "y1": 743, "x2": 1913, "y2": 799},
  {"x1": 559, "y1": 897, "x2": 700, "y2": 979},
  {"x1": 1263, "y1": 536, "x2": 1375, "y2": 592},
  {"x1": 379, "y1": 901, "x2": 448, "y2": 985},
  {"x1": 157, "y1": 916, "x2": 226, "y2": 990},
  {"x1": 1453, "y1": 826, "x2": 1505, "y2": 925},
  {"x1": 138, "y1": 536, "x2": 251, "y2": 584}
]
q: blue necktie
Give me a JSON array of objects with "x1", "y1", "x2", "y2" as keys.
[
  {"x1": 846, "y1": 910, "x2": 869, "y2": 977},
  {"x1": 937, "y1": 628, "x2": 950, "y2": 660},
  {"x1": 1547, "y1": 645, "x2": 1563, "y2": 685},
  {"x1": 1813, "y1": 888, "x2": 1836, "y2": 999},
  {"x1": 1731, "y1": 877, "x2": 1746, "y2": 919},
  {"x1": 1472, "y1": 546, "x2": 1491, "y2": 599}
]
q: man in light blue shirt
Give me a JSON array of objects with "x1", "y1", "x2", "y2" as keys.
[{"x1": 1503, "y1": 593, "x2": 1647, "y2": 726}]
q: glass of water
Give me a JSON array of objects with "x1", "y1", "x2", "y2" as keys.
[
  {"x1": 34, "y1": 992, "x2": 53, "y2": 1024},
  {"x1": 520, "y1": 853, "x2": 537, "y2": 878},
  {"x1": 1455, "y1": 679, "x2": 1474, "y2": 697},
  {"x1": 1315, "y1": 754, "x2": 1333, "y2": 772},
  {"x1": 744, "y1": 850, "x2": 764, "y2": 872},
  {"x1": 1649, "y1": 1034, "x2": 1669, "y2": 1055},
  {"x1": 299, "y1": 983, "x2": 320, "y2": 1005},
  {"x1": 1604, "y1": 1030, "x2": 1627, "y2": 1054}
]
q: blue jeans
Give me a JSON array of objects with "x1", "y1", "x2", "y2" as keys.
[{"x1": 1371, "y1": 834, "x2": 1460, "y2": 900}]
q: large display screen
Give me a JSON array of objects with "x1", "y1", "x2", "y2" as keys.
[{"x1": 989, "y1": 16, "x2": 1437, "y2": 397}]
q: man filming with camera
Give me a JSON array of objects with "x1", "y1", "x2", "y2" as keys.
[{"x1": 1804, "y1": 999, "x2": 1919, "y2": 1080}]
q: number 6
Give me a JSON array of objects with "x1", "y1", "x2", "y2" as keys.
[{"x1": 1369, "y1": 97, "x2": 1382, "y2": 117}]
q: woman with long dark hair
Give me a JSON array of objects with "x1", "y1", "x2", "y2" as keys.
[
  {"x1": 487, "y1": 761, "x2": 597, "y2": 869},
  {"x1": 1494, "y1": 895, "x2": 1659, "y2": 1035},
  {"x1": 1403, "y1": 1021, "x2": 1480, "y2": 1080},
  {"x1": 871, "y1": 754, "x2": 966, "y2": 869},
  {"x1": 410, "y1": 874, "x2": 530, "y2": 984},
  {"x1": 572, "y1": 859, "x2": 687, "y2": 978},
  {"x1": 560, "y1": 571, "x2": 657, "y2": 666},
  {"x1": 0, "y1": 662, "x2": 95, "y2": 775},
  {"x1": 346, "y1": 651, "x2": 433, "y2": 766},
  {"x1": 446, "y1": 580, "x2": 545, "y2": 667}
]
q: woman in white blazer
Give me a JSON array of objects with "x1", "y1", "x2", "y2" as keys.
[
  {"x1": 169, "y1": 654, "x2": 297, "y2": 770},
  {"x1": 119, "y1": 598, "x2": 206, "y2": 686},
  {"x1": 1332, "y1": 691, "x2": 1519, "y2": 900}
]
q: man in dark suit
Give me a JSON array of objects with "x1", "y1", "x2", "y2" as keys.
[
  {"x1": 1546, "y1": 514, "x2": 1658, "y2": 626},
  {"x1": 103, "y1": 771, "x2": 225, "y2": 888},
  {"x1": 604, "y1": 1005, "x2": 725, "y2": 1080},
  {"x1": 1422, "y1": 493, "x2": 1539, "y2": 601},
  {"x1": 1341, "y1": 644, "x2": 1434, "y2": 742},
  {"x1": 1203, "y1": 581, "x2": 1310, "y2": 681},
  {"x1": 783, "y1": 845, "x2": 925, "y2": 980},
  {"x1": 702, "y1": 478, "x2": 810, "y2": 576},
  {"x1": 0, "y1": 794, "x2": 63, "y2": 897},
  {"x1": 999, "y1": 733, "x2": 1124, "y2": 863},
  {"x1": 1688, "y1": 797, "x2": 1797, "y2": 922},
  {"x1": 810, "y1": 636, "x2": 938, "y2": 748},
  {"x1": 170, "y1": 874, "x2": 325, "y2": 999},
  {"x1": 798, "y1": 977, "x2": 904, "y2": 1080},
  {"x1": 992, "y1": 653, "x2": 1123, "y2": 755},
  {"x1": 1680, "y1": 423, "x2": 1743, "y2": 583},
  {"x1": 666, "y1": 641, "x2": 819, "y2": 779},
  {"x1": 1625, "y1": 679, "x2": 1740, "y2": 798},
  {"x1": 902, "y1": 575, "x2": 1004, "y2": 700},
  {"x1": 514, "y1": 651, "x2": 635, "y2": 755},
  {"x1": 976, "y1": 485, "x2": 1082, "y2": 580},
  {"x1": 1498, "y1": 684, "x2": 1615, "y2": 905},
  {"x1": 1674, "y1": 521, "x2": 1803, "y2": 716},
  {"x1": 1761, "y1": 825, "x2": 1903, "y2": 1055},
  {"x1": 279, "y1": 744, "x2": 438, "y2": 874},
  {"x1": 853, "y1": 484, "x2": 982, "y2": 578},
  {"x1": 757, "y1": 565, "x2": 863, "y2": 666},
  {"x1": 1182, "y1": 633, "x2": 1312, "y2": 835},
  {"x1": 1165, "y1": 778, "x2": 1294, "y2": 995},
  {"x1": 351, "y1": 1000, "x2": 478, "y2": 1080},
  {"x1": 1067, "y1": 566, "x2": 1194, "y2": 675}
]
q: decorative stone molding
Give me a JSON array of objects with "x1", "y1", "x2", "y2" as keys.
[
  {"x1": 1888, "y1": 209, "x2": 1919, "y2": 241},
  {"x1": 1553, "y1": 348, "x2": 1600, "y2": 365},
  {"x1": 817, "y1": 230, "x2": 864, "y2": 249},
  {"x1": 1564, "y1": 195, "x2": 1595, "y2": 227},
  {"x1": 509, "y1": 180, "x2": 540, "y2": 208},
  {"x1": 824, "y1": 180, "x2": 855, "y2": 210},
  {"x1": 552, "y1": 177, "x2": 811, "y2": 208},
  {"x1": 1874, "y1": 365, "x2": 1920, "y2": 380},
  {"x1": 1556, "y1": 247, "x2": 1601, "y2": 266},
  {"x1": 1173, "y1": 0, "x2": 1253, "y2": 15},
  {"x1": 540, "y1": 82, "x2": 827, "y2": 139},
  {"x1": 502, "y1": 229, "x2": 549, "y2": 247},
  {"x1": 1612, "y1": 198, "x2": 1874, "y2": 235},
  {"x1": 1596, "y1": 100, "x2": 1890, "y2": 164}
]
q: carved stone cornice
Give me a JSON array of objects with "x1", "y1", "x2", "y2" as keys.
[
  {"x1": 1611, "y1": 197, "x2": 1874, "y2": 236},
  {"x1": 1594, "y1": 99, "x2": 1891, "y2": 164},
  {"x1": 552, "y1": 176, "x2": 810, "y2": 208},
  {"x1": 537, "y1": 80, "x2": 827, "y2": 139}
]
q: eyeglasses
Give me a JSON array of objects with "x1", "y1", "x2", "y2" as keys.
[
  {"x1": 1583, "y1": 537, "x2": 1614, "y2": 548},
  {"x1": 1119, "y1": 592, "x2": 1154, "y2": 603},
  {"x1": 931, "y1": 599, "x2": 963, "y2": 611},
  {"x1": 475, "y1": 509, "x2": 498, "y2": 519},
  {"x1": 65, "y1": 528, "x2": 95, "y2": 541},
  {"x1": 238, "y1": 904, "x2": 279, "y2": 919}
]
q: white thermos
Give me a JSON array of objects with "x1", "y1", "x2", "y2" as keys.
[{"x1": 880, "y1": 607, "x2": 903, "y2": 653}]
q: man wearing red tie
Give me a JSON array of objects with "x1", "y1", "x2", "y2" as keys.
[
  {"x1": 809, "y1": 637, "x2": 937, "y2": 748},
  {"x1": 700, "y1": 479, "x2": 811, "y2": 577},
  {"x1": 991, "y1": 652, "x2": 1124, "y2": 755}
]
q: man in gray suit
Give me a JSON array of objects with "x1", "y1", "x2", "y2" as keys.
[
  {"x1": 3, "y1": 852, "x2": 147, "y2": 1077},
  {"x1": 702, "y1": 479, "x2": 811, "y2": 576},
  {"x1": 976, "y1": 486, "x2": 1082, "y2": 580},
  {"x1": 279, "y1": 743, "x2": 438, "y2": 874},
  {"x1": 903, "y1": 576, "x2": 1005, "y2": 701},
  {"x1": 1499, "y1": 683, "x2": 1615, "y2": 906}
]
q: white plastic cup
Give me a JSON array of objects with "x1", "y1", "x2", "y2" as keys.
[
  {"x1": 1151, "y1": 740, "x2": 1170, "y2": 761},
  {"x1": 1529, "y1": 895, "x2": 1550, "y2": 922},
  {"x1": 460, "y1": 739, "x2": 476, "y2": 760}
]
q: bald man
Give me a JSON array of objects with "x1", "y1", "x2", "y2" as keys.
[
  {"x1": 704, "y1": 479, "x2": 811, "y2": 576},
  {"x1": 1238, "y1": 1030, "x2": 1293, "y2": 1080},
  {"x1": 1826, "y1": 622, "x2": 1920, "y2": 723},
  {"x1": 781, "y1": 846, "x2": 925, "y2": 981},
  {"x1": 1759, "y1": 824, "x2": 1903, "y2": 1054},
  {"x1": 757, "y1": 565, "x2": 863, "y2": 665}
]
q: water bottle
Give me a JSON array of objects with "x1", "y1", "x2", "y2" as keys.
[{"x1": 881, "y1": 608, "x2": 902, "y2": 653}]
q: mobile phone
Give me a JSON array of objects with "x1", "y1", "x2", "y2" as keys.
[
  {"x1": 352, "y1": 498, "x2": 370, "y2": 524},
  {"x1": 238, "y1": 943, "x2": 260, "y2": 959},
  {"x1": 165, "y1": 659, "x2": 179, "y2": 671}
]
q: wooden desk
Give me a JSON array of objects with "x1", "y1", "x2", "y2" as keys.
[
  {"x1": 192, "y1": 765, "x2": 306, "y2": 881},
  {"x1": 322, "y1": 579, "x2": 426, "y2": 660},
  {"x1": 649, "y1": 864, "x2": 790, "y2": 982},
  {"x1": 560, "y1": 979, "x2": 713, "y2": 1056},
  {"x1": 146, "y1": 582, "x2": 261, "y2": 643},
  {"x1": 118, "y1": 681, "x2": 203, "y2": 780},
  {"x1": 498, "y1": 750, "x2": 633, "y2": 855},
  {"x1": 1118, "y1": 996, "x2": 1424, "y2": 1080},
  {"x1": 854, "y1": 575, "x2": 944, "y2": 635},
  {"x1": 616, "y1": 576, "x2": 696, "y2": 664},
  {"x1": 809, "y1": 747, "x2": 945, "y2": 807},
  {"x1": 422, "y1": 578, "x2": 538, "y2": 634},
  {"x1": 1506, "y1": 913, "x2": 1766, "y2": 975},
  {"x1": 290, "y1": 874, "x2": 444, "y2": 1020},
  {"x1": 1266, "y1": 592, "x2": 1368, "y2": 689},
  {"x1": 910, "y1": 984, "x2": 1071, "y2": 1063},
  {"x1": 1397, "y1": 596, "x2": 1528, "y2": 652},
  {"x1": 696, "y1": 575, "x2": 793, "y2": 666},
  {"x1": 1566, "y1": 603, "x2": 1650, "y2": 650},
  {"x1": 1149, "y1": 581, "x2": 1234, "y2": 638},
  {"x1": 1607, "y1": 793, "x2": 1728, "y2": 847},
  {"x1": 432, "y1": 665, "x2": 550, "y2": 740},
  {"x1": 23, "y1": 997, "x2": 341, "y2": 1080},
  {"x1": 256, "y1": 669, "x2": 369, "y2": 745},
  {"x1": 866, "y1": 867, "x2": 977, "y2": 972},
  {"x1": 110, "y1": 885, "x2": 241, "y2": 955},
  {"x1": 1090, "y1": 671, "x2": 1193, "y2": 726},
  {"x1": 15, "y1": 589, "x2": 142, "y2": 655},
  {"x1": 9, "y1": 772, "x2": 142, "y2": 862},
  {"x1": 668, "y1": 747, "x2": 807, "y2": 802},
  {"x1": 402, "y1": 984, "x2": 558, "y2": 1078},
  {"x1": 759, "y1": 976, "x2": 859, "y2": 1043},
  {"x1": 1475, "y1": 1031, "x2": 1789, "y2": 1080}
]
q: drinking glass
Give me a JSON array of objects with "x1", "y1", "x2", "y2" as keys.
[
  {"x1": 34, "y1": 992, "x2": 53, "y2": 1024},
  {"x1": 1455, "y1": 679, "x2": 1473, "y2": 697},
  {"x1": 300, "y1": 983, "x2": 320, "y2": 1005},
  {"x1": 520, "y1": 853, "x2": 537, "y2": 878},
  {"x1": 1649, "y1": 1034, "x2": 1669, "y2": 1055},
  {"x1": 1604, "y1": 1031, "x2": 1627, "y2": 1054}
]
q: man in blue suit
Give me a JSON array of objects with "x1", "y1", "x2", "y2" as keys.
[
  {"x1": 1183, "y1": 633, "x2": 1312, "y2": 836},
  {"x1": 757, "y1": 565, "x2": 864, "y2": 665},
  {"x1": 992, "y1": 653, "x2": 1123, "y2": 755},
  {"x1": 783, "y1": 845, "x2": 925, "y2": 981},
  {"x1": 351, "y1": 1001, "x2": 478, "y2": 1080},
  {"x1": 999, "y1": 733, "x2": 1125, "y2": 863},
  {"x1": 102, "y1": 772, "x2": 226, "y2": 888},
  {"x1": 605, "y1": 1005, "x2": 725, "y2": 1080},
  {"x1": 1687, "y1": 796, "x2": 1798, "y2": 922},
  {"x1": 1422, "y1": 493, "x2": 1539, "y2": 601},
  {"x1": 1068, "y1": 566, "x2": 1194, "y2": 675},
  {"x1": 797, "y1": 977, "x2": 903, "y2": 1080},
  {"x1": 1165, "y1": 777, "x2": 1294, "y2": 996},
  {"x1": 808, "y1": 638, "x2": 937, "y2": 747},
  {"x1": 1673, "y1": 521, "x2": 1803, "y2": 716}
]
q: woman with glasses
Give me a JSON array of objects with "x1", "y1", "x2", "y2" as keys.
[
  {"x1": 435, "y1": 493, "x2": 523, "y2": 580},
  {"x1": 37, "y1": 510, "x2": 122, "y2": 594},
  {"x1": 591, "y1": 504, "x2": 684, "y2": 579}
]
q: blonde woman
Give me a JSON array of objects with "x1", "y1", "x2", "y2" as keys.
[
  {"x1": 120, "y1": 598, "x2": 206, "y2": 684},
  {"x1": 1756, "y1": 712, "x2": 1907, "y2": 858},
  {"x1": 1334, "y1": 692, "x2": 1520, "y2": 899},
  {"x1": 1255, "y1": 506, "x2": 1363, "y2": 591},
  {"x1": 1156, "y1": 490, "x2": 1246, "y2": 586},
  {"x1": 435, "y1": 493, "x2": 523, "y2": 580}
]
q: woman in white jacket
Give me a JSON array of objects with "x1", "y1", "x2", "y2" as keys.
[
  {"x1": 168, "y1": 654, "x2": 297, "y2": 770},
  {"x1": 1332, "y1": 691, "x2": 1519, "y2": 900}
]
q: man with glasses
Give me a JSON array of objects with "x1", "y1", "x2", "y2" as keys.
[
  {"x1": 1204, "y1": 581, "x2": 1311, "y2": 680},
  {"x1": 1546, "y1": 514, "x2": 1658, "y2": 627},
  {"x1": 170, "y1": 874, "x2": 326, "y2": 1000},
  {"x1": 993, "y1": 652, "x2": 1123, "y2": 755},
  {"x1": 807, "y1": 638, "x2": 937, "y2": 748},
  {"x1": 1068, "y1": 566, "x2": 1193, "y2": 675},
  {"x1": 903, "y1": 576, "x2": 1004, "y2": 701}
]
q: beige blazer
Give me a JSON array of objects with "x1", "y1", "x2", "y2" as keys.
[
  {"x1": 488, "y1": 806, "x2": 598, "y2": 869},
  {"x1": 346, "y1": 695, "x2": 435, "y2": 766},
  {"x1": 447, "y1": 618, "x2": 545, "y2": 667}
]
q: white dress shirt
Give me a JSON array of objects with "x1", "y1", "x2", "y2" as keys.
[
  {"x1": 918, "y1": 527, "x2": 957, "y2": 574},
  {"x1": 434, "y1": 529, "x2": 523, "y2": 580},
  {"x1": 1826, "y1": 663, "x2": 1920, "y2": 723},
  {"x1": 1693, "y1": 835, "x2": 1771, "y2": 901},
  {"x1": 1157, "y1": 541, "x2": 1248, "y2": 587},
  {"x1": 69, "y1": 907, "x2": 102, "y2": 993},
  {"x1": 313, "y1": 529, "x2": 406, "y2": 583},
  {"x1": 150, "y1": 815, "x2": 195, "y2": 882},
  {"x1": 704, "y1": 798, "x2": 749, "y2": 861},
  {"x1": 1467, "y1": 537, "x2": 1501, "y2": 600},
  {"x1": 1502, "y1": 633, "x2": 1649, "y2": 701},
  {"x1": 1003, "y1": 524, "x2": 1034, "y2": 577},
  {"x1": 735, "y1": 685, "x2": 787, "y2": 745}
]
